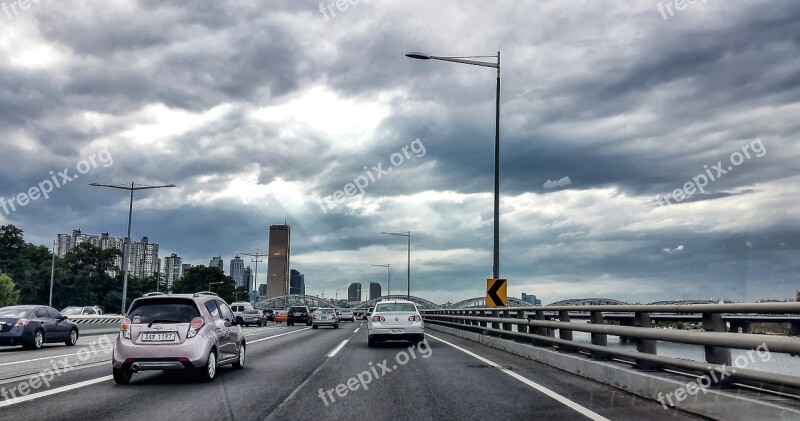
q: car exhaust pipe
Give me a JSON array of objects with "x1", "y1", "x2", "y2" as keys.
[{"x1": 131, "y1": 363, "x2": 140, "y2": 372}]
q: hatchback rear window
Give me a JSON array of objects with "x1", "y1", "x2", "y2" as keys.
[
  {"x1": 375, "y1": 303, "x2": 417, "y2": 312},
  {"x1": 127, "y1": 299, "x2": 200, "y2": 324},
  {"x1": 289, "y1": 307, "x2": 306, "y2": 312},
  {"x1": 242, "y1": 310, "x2": 260, "y2": 314}
]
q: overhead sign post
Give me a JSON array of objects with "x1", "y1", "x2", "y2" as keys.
[{"x1": 486, "y1": 278, "x2": 507, "y2": 307}]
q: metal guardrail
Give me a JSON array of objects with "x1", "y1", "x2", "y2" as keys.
[
  {"x1": 68, "y1": 315, "x2": 125, "y2": 324},
  {"x1": 421, "y1": 303, "x2": 800, "y2": 394}
]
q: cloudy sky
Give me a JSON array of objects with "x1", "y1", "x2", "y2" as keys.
[{"x1": 1, "y1": 0, "x2": 799, "y2": 305}]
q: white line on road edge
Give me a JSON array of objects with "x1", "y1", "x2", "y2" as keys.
[
  {"x1": 248, "y1": 327, "x2": 311, "y2": 344},
  {"x1": 0, "y1": 347, "x2": 113, "y2": 368},
  {"x1": 353, "y1": 328, "x2": 359, "y2": 333},
  {"x1": 0, "y1": 375, "x2": 113, "y2": 408},
  {"x1": 326, "y1": 340, "x2": 349, "y2": 358},
  {"x1": 245, "y1": 327, "x2": 284, "y2": 337},
  {"x1": 425, "y1": 333, "x2": 610, "y2": 421}
]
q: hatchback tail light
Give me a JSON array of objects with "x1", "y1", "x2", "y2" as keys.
[
  {"x1": 409, "y1": 315, "x2": 422, "y2": 322},
  {"x1": 302, "y1": 311, "x2": 308, "y2": 316},
  {"x1": 121, "y1": 318, "x2": 131, "y2": 339},
  {"x1": 187, "y1": 317, "x2": 204, "y2": 338},
  {"x1": 372, "y1": 315, "x2": 385, "y2": 322},
  {"x1": 16, "y1": 318, "x2": 30, "y2": 327}
]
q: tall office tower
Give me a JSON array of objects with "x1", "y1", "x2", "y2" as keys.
[
  {"x1": 258, "y1": 284, "x2": 267, "y2": 298},
  {"x1": 163, "y1": 253, "x2": 182, "y2": 290},
  {"x1": 209, "y1": 256, "x2": 224, "y2": 273},
  {"x1": 266, "y1": 224, "x2": 291, "y2": 298},
  {"x1": 289, "y1": 269, "x2": 305, "y2": 295},
  {"x1": 369, "y1": 281, "x2": 382, "y2": 301},
  {"x1": 348, "y1": 283, "x2": 362, "y2": 302},
  {"x1": 243, "y1": 266, "x2": 253, "y2": 290},
  {"x1": 230, "y1": 255, "x2": 245, "y2": 288}
]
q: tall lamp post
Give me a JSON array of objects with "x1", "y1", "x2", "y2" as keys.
[
  {"x1": 239, "y1": 249, "x2": 268, "y2": 294},
  {"x1": 381, "y1": 231, "x2": 410, "y2": 298},
  {"x1": 89, "y1": 182, "x2": 176, "y2": 314},
  {"x1": 49, "y1": 240, "x2": 56, "y2": 307},
  {"x1": 372, "y1": 264, "x2": 390, "y2": 296},
  {"x1": 406, "y1": 51, "x2": 502, "y2": 280}
]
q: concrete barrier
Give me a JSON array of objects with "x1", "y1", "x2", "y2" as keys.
[{"x1": 69, "y1": 315, "x2": 123, "y2": 336}]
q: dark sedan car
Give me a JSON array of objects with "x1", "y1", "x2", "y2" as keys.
[{"x1": 0, "y1": 305, "x2": 79, "y2": 349}]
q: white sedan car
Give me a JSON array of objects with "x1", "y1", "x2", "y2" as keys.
[{"x1": 367, "y1": 300, "x2": 424, "y2": 347}]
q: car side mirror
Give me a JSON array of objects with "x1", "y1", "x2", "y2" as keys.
[{"x1": 61, "y1": 316, "x2": 69, "y2": 320}]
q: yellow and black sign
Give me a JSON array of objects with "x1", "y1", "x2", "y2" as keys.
[{"x1": 486, "y1": 278, "x2": 507, "y2": 307}]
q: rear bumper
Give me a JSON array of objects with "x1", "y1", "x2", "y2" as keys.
[
  {"x1": 287, "y1": 316, "x2": 309, "y2": 324},
  {"x1": 112, "y1": 336, "x2": 212, "y2": 370},
  {"x1": 369, "y1": 325, "x2": 424, "y2": 342},
  {"x1": 118, "y1": 357, "x2": 196, "y2": 371},
  {"x1": 0, "y1": 330, "x2": 28, "y2": 346},
  {"x1": 312, "y1": 319, "x2": 338, "y2": 326}
]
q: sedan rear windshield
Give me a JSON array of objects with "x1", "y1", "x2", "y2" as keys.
[
  {"x1": 317, "y1": 309, "x2": 334, "y2": 314},
  {"x1": 127, "y1": 299, "x2": 200, "y2": 324},
  {"x1": 0, "y1": 307, "x2": 31, "y2": 318},
  {"x1": 375, "y1": 303, "x2": 417, "y2": 312}
]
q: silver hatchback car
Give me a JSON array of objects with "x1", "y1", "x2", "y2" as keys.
[{"x1": 112, "y1": 292, "x2": 246, "y2": 384}]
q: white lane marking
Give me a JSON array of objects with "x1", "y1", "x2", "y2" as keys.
[
  {"x1": 245, "y1": 327, "x2": 284, "y2": 337},
  {"x1": 353, "y1": 328, "x2": 359, "y2": 333},
  {"x1": 326, "y1": 340, "x2": 349, "y2": 358},
  {"x1": 425, "y1": 333, "x2": 610, "y2": 421},
  {"x1": 248, "y1": 327, "x2": 311, "y2": 344},
  {"x1": 0, "y1": 347, "x2": 112, "y2": 368},
  {"x1": 0, "y1": 375, "x2": 113, "y2": 408}
]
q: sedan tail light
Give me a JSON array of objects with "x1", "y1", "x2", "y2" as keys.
[
  {"x1": 187, "y1": 317, "x2": 204, "y2": 338},
  {"x1": 372, "y1": 315, "x2": 385, "y2": 322},
  {"x1": 121, "y1": 318, "x2": 131, "y2": 339},
  {"x1": 16, "y1": 318, "x2": 30, "y2": 327},
  {"x1": 408, "y1": 315, "x2": 422, "y2": 322},
  {"x1": 302, "y1": 311, "x2": 308, "y2": 316}
]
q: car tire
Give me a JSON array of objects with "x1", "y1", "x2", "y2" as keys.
[
  {"x1": 65, "y1": 328, "x2": 78, "y2": 346},
  {"x1": 334, "y1": 323, "x2": 339, "y2": 329},
  {"x1": 368, "y1": 336, "x2": 376, "y2": 347},
  {"x1": 312, "y1": 325, "x2": 318, "y2": 329},
  {"x1": 232, "y1": 343, "x2": 246, "y2": 370},
  {"x1": 23, "y1": 329, "x2": 44, "y2": 350},
  {"x1": 288, "y1": 322, "x2": 293, "y2": 326},
  {"x1": 113, "y1": 368, "x2": 132, "y2": 385},
  {"x1": 306, "y1": 320, "x2": 311, "y2": 326},
  {"x1": 197, "y1": 349, "x2": 217, "y2": 383}
]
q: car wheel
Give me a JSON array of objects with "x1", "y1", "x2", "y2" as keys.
[
  {"x1": 232, "y1": 343, "x2": 246, "y2": 370},
  {"x1": 312, "y1": 325, "x2": 318, "y2": 329},
  {"x1": 198, "y1": 349, "x2": 217, "y2": 382},
  {"x1": 334, "y1": 323, "x2": 339, "y2": 329},
  {"x1": 368, "y1": 336, "x2": 376, "y2": 347},
  {"x1": 113, "y1": 368, "x2": 132, "y2": 385},
  {"x1": 24, "y1": 329, "x2": 44, "y2": 350},
  {"x1": 65, "y1": 328, "x2": 78, "y2": 346},
  {"x1": 288, "y1": 322, "x2": 293, "y2": 326},
  {"x1": 306, "y1": 320, "x2": 311, "y2": 326}
]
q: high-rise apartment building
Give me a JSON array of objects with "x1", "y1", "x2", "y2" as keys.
[
  {"x1": 266, "y1": 224, "x2": 291, "y2": 298},
  {"x1": 243, "y1": 266, "x2": 253, "y2": 291},
  {"x1": 209, "y1": 256, "x2": 224, "y2": 273},
  {"x1": 348, "y1": 283, "x2": 361, "y2": 302},
  {"x1": 56, "y1": 230, "x2": 158, "y2": 277},
  {"x1": 230, "y1": 255, "x2": 245, "y2": 288},
  {"x1": 163, "y1": 253, "x2": 182, "y2": 290}
]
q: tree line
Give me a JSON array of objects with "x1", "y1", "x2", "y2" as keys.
[{"x1": 0, "y1": 224, "x2": 246, "y2": 312}]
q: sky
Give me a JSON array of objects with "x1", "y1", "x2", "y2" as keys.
[{"x1": 1, "y1": 0, "x2": 799, "y2": 305}]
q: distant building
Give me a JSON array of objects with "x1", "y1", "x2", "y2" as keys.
[
  {"x1": 521, "y1": 293, "x2": 541, "y2": 306},
  {"x1": 348, "y1": 283, "x2": 362, "y2": 302},
  {"x1": 369, "y1": 282, "x2": 382, "y2": 301},
  {"x1": 267, "y1": 224, "x2": 291, "y2": 298},
  {"x1": 230, "y1": 255, "x2": 245, "y2": 289},
  {"x1": 181, "y1": 263, "x2": 193, "y2": 275},
  {"x1": 56, "y1": 230, "x2": 159, "y2": 277},
  {"x1": 290, "y1": 269, "x2": 305, "y2": 295},
  {"x1": 163, "y1": 253, "x2": 182, "y2": 290},
  {"x1": 209, "y1": 256, "x2": 224, "y2": 273},
  {"x1": 243, "y1": 266, "x2": 253, "y2": 291},
  {"x1": 258, "y1": 284, "x2": 267, "y2": 298}
]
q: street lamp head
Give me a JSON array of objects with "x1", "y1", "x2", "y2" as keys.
[{"x1": 405, "y1": 52, "x2": 431, "y2": 60}]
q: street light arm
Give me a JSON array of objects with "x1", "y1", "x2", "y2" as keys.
[{"x1": 429, "y1": 55, "x2": 498, "y2": 69}]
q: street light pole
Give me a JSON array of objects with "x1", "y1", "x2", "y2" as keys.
[
  {"x1": 49, "y1": 240, "x2": 56, "y2": 307},
  {"x1": 406, "y1": 51, "x2": 501, "y2": 279},
  {"x1": 239, "y1": 249, "x2": 268, "y2": 294},
  {"x1": 372, "y1": 264, "x2": 390, "y2": 296},
  {"x1": 89, "y1": 182, "x2": 176, "y2": 314},
  {"x1": 381, "y1": 231, "x2": 410, "y2": 298}
]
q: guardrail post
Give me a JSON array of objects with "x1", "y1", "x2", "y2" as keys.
[
  {"x1": 634, "y1": 312, "x2": 658, "y2": 370},
  {"x1": 702, "y1": 313, "x2": 732, "y2": 366},
  {"x1": 503, "y1": 309, "x2": 512, "y2": 333},
  {"x1": 516, "y1": 310, "x2": 528, "y2": 336},
  {"x1": 558, "y1": 311, "x2": 574, "y2": 352},
  {"x1": 590, "y1": 311, "x2": 609, "y2": 360},
  {"x1": 533, "y1": 310, "x2": 548, "y2": 346},
  {"x1": 491, "y1": 310, "x2": 499, "y2": 331}
]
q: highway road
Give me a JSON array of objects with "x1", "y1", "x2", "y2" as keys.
[{"x1": 0, "y1": 322, "x2": 697, "y2": 420}]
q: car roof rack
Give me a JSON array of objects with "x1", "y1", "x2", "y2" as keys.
[{"x1": 194, "y1": 291, "x2": 219, "y2": 297}]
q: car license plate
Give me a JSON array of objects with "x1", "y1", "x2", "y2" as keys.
[
  {"x1": 294, "y1": 312, "x2": 302, "y2": 316},
  {"x1": 142, "y1": 332, "x2": 176, "y2": 342},
  {"x1": 390, "y1": 328, "x2": 404, "y2": 334},
  {"x1": 321, "y1": 316, "x2": 328, "y2": 320}
]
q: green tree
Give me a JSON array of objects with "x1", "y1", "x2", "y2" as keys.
[
  {"x1": 0, "y1": 272, "x2": 20, "y2": 306},
  {"x1": 173, "y1": 266, "x2": 236, "y2": 303},
  {"x1": 58, "y1": 243, "x2": 120, "y2": 311}
]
